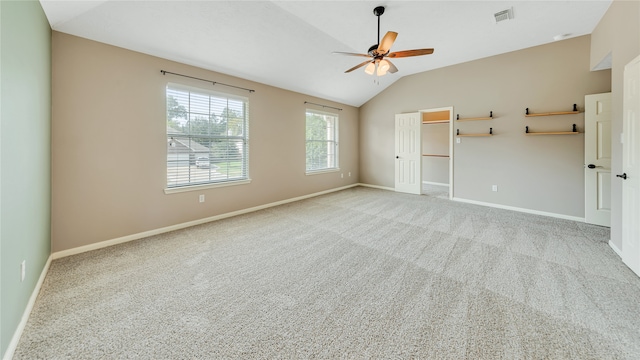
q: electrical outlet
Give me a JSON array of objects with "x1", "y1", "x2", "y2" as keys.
[
  {"x1": 21, "y1": 260, "x2": 26, "y2": 282},
  {"x1": 456, "y1": 138, "x2": 461, "y2": 143},
  {"x1": 341, "y1": 173, "x2": 344, "y2": 178},
  {"x1": 348, "y1": 172, "x2": 351, "y2": 177},
  {"x1": 199, "y1": 194, "x2": 205, "y2": 203},
  {"x1": 492, "y1": 185, "x2": 498, "y2": 192}
]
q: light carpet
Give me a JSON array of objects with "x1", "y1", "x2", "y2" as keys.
[{"x1": 14, "y1": 187, "x2": 640, "y2": 359}]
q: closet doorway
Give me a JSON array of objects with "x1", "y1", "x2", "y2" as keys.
[{"x1": 420, "y1": 107, "x2": 453, "y2": 199}]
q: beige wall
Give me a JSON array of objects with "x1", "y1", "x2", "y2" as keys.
[
  {"x1": 590, "y1": 0, "x2": 640, "y2": 249},
  {"x1": 360, "y1": 35, "x2": 611, "y2": 218},
  {"x1": 52, "y1": 32, "x2": 359, "y2": 252}
]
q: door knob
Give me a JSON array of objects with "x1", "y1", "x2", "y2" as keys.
[
  {"x1": 587, "y1": 164, "x2": 596, "y2": 169},
  {"x1": 396, "y1": 156, "x2": 399, "y2": 159},
  {"x1": 616, "y1": 173, "x2": 628, "y2": 180}
]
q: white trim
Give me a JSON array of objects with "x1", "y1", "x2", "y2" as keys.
[
  {"x1": 53, "y1": 184, "x2": 359, "y2": 260},
  {"x1": 422, "y1": 181, "x2": 449, "y2": 187},
  {"x1": 305, "y1": 168, "x2": 340, "y2": 176},
  {"x1": 609, "y1": 240, "x2": 623, "y2": 258},
  {"x1": 452, "y1": 197, "x2": 585, "y2": 222},
  {"x1": 164, "y1": 179, "x2": 252, "y2": 194},
  {"x1": 357, "y1": 183, "x2": 395, "y2": 192},
  {"x1": 3, "y1": 255, "x2": 52, "y2": 360}
]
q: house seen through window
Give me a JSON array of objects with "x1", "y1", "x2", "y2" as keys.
[
  {"x1": 306, "y1": 109, "x2": 338, "y2": 173},
  {"x1": 166, "y1": 83, "x2": 249, "y2": 188}
]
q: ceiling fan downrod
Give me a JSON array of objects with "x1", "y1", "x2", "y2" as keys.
[{"x1": 374, "y1": 6, "x2": 385, "y2": 47}]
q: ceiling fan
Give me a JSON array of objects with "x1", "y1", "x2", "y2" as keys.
[{"x1": 334, "y1": 6, "x2": 434, "y2": 76}]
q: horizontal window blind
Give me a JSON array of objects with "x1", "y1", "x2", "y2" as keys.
[
  {"x1": 306, "y1": 109, "x2": 338, "y2": 172},
  {"x1": 166, "y1": 84, "x2": 249, "y2": 188}
]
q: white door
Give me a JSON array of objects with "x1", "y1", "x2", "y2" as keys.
[
  {"x1": 621, "y1": 55, "x2": 640, "y2": 276},
  {"x1": 585, "y1": 93, "x2": 612, "y2": 227},
  {"x1": 395, "y1": 112, "x2": 422, "y2": 194}
]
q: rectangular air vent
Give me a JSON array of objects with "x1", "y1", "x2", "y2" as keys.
[{"x1": 494, "y1": 8, "x2": 513, "y2": 23}]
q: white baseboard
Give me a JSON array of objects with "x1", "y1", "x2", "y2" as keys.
[
  {"x1": 609, "y1": 241, "x2": 623, "y2": 258},
  {"x1": 3, "y1": 255, "x2": 52, "y2": 360},
  {"x1": 452, "y1": 197, "x2": 585, "y2": 222},
  {"x1": 357, "y1": 183, "x2": 395, "y2": 191},
  {"x1": 52, "y1": 184, "x2": 359, "y2": 260},
  {"x1": 422, "y1": 181, "x2": 449, "y2": 187}
]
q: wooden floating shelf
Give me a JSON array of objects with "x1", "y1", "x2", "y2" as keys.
[
  {"x1": 525, "y1": 124, "x2": 578, "y2": 135},
  {"x1": 422, "y1": 120, "x2": 449, "y2": 124},
  {"x1": 457, "y1": 117, "x2": 493, "y2": 121},
  {"x1": 457, "y1": 127, "x2": 493, "y2": 137},
  {"x1": 525, "y1": 104, "x2": 581, "y2": 117},
  {"x1": 525, "y1": 111, "x2": 580, "y2": 117},
  {"x1": 456, "y1": 111, "x2": 494, "y2": 122},
  {"x1": 458, "y1": 133, "x2": 493, "y2": 137},
  {"x1": 526, "y1": 131, "x2": 580, "y2": 135},
  {"x1": 422, "y1": 154, "x2": 450, "y2": 157}
]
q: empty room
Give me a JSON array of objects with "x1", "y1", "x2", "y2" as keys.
[{"x1": 2, "y1": 0, "x2": 640, "y2": 358}]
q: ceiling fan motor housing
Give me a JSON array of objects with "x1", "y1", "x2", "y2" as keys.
[{"x1": 368, "y1": 44, "x2": 379, "y2": 56}]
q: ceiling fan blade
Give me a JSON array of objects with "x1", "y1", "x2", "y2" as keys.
[
  {"x1": 333, "y1": 51, "x2": 371, "y2": 58},
  {"x1": 345, "y1": 59, "x2": 373, "y2": 73},
  {"x1": 377, "y1": 31, "x2": 398, "y2": 55},
  {"x1": 387, "y1": 48, "x2": 434, "y2": 58},
  {"x1": 387, "y1": 60, "x2": 398, "y2": 73}
]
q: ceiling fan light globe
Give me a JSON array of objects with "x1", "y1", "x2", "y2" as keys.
[
  {"x1": 376, "y1": 67, "x2": 388, "y2": 76},
  {"x1": 364, "y1": 62, "x2": 376, "y2": 75},
  {"x1": 379, "y1": 59, "x2": 390, "y2": 73}
]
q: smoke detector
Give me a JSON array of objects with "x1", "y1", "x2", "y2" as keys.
[{"x1": 494, "y1": 8, "x2": 513, "y2": 24}]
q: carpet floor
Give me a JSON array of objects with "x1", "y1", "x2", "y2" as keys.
[{"x1": 14, "y1": 186, "x2": 640, "y2": 359}]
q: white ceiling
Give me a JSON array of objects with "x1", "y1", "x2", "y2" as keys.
[{"x1": 40, "y1": 0, "x2": 612, "y2": 107}]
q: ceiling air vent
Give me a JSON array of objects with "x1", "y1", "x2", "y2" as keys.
[{"x1": 494, "y1": 8, "x2": 513, "y2": 24}]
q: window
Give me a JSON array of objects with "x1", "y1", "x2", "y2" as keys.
[
  {"x1": 306, "y1": 109, "x2": 338, "y2": 173},
  {"x1": 166, "y1": 83, "x2": 249, "y2": 189}
]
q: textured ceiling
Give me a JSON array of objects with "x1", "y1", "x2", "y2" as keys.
[{"x1": 40, "y1": 0, "x2": 612, "y2": 107}]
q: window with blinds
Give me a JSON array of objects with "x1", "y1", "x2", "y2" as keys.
[
  {"x1": 166, "y1": 83, "x2": 249, "y2": 188},
  {"x1": 306, "y1": 109, "x2": 339, "y2": 173}
]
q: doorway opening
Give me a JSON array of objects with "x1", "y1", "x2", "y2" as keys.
[{"x1": 420, "y1": 107, "x2": 453, "y2": 199}]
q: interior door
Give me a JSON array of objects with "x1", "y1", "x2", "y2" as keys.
[
  {"x1": 621, "y1": 55, "x2": 640, "y2": 276},
  {"x1": 585, "y1": 93, "x2": 612, "y2": 227},
  {"x1": 395, "y1": 112, "x2": 422, "y2": 194}
]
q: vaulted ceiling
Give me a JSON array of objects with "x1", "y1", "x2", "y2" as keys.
[{"x1": 40, "y1": 1, "x2": 612, "y2": 107}]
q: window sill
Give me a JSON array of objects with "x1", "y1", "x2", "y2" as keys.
[
  {"x1": 164, "y1": 179, "x2": 252, "y2": 194},
  {"x1": 306, "y1": 168, "x2": 340, "y2": 176}
]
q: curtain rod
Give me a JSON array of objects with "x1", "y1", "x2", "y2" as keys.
[
  {"x1": 160, "y1": 70, "x2": 255, "y2": 93},
  {"x1": 304, "y1": 101, "x2": 342, "y2": 111}
]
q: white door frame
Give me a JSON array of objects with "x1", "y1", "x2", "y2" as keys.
[{"x1": 419, "y1": 106, "x2": 454, "y2": 199}]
